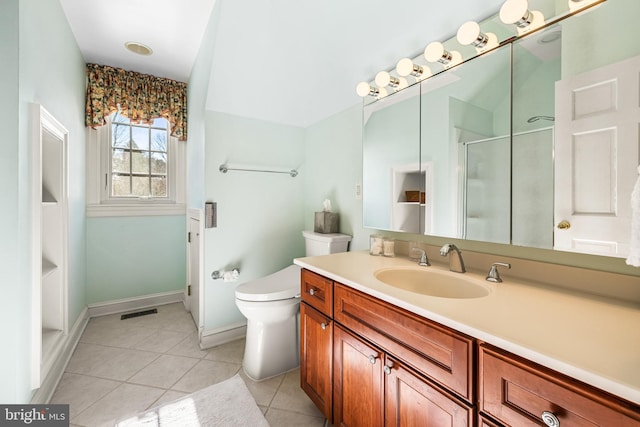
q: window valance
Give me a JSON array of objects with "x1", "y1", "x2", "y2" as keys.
[{"x1": 85, "y1": 63, "x2": 188, "y2": 141}]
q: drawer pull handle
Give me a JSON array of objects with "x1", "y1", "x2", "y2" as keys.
[
  {"x1": 321, "y1": 322, "x2": 327, "y2": 330},
  {"x1": 541, "y1": 411, "x2": 560, "y2": 427},
  {"x1": 368, "y1": 355, "x2": 378, "y2": 365},
  {"x1": 309, "y1": 288, "x2": 316, "y2": 296}
]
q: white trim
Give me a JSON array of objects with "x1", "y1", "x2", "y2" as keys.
[
  {"x1": 200, "y1": 322, "x2": 247, "y2": 350},
  {"x1": 187, "y1": 208, "x2": 205, "y2": 333},
  {"x1": 87, "y1": 290, "x2": 185, "y2": 318},
  {"x1": 85, "y1": 120, "x2": 186, "y2": 218},
  {"x1": 31, "y1": 307, "x2": 89, "y2": 404},
  {"x1": 86, "y1": 203, "x2": 186, "y2": 217}
]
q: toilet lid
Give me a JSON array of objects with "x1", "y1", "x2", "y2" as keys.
[{"x1": 235, "y1": 265, "x2": 301, "y2": 302}]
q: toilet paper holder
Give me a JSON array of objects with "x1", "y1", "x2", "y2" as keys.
[{"x1": 211, "y1": 268, "x2": 240, "y2": 281}]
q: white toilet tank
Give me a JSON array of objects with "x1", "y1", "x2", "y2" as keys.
[{"x1": 302, "y1": 230, "x2": 352, "y2": 256}]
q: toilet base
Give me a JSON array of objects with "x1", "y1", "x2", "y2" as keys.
[{"x1": 242, "y1": 315, "x2": 300, "y2": 381}]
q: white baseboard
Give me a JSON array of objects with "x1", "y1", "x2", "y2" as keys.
[
  {"x1": 31, "y1": 307, "x2": 89, "y2": 404},
  {"x1": 200, "y1": 322, "x2": 247, "y2": 350},
  {"x1": 87, "y1": 290, "x2": 185, "y2": 318}
]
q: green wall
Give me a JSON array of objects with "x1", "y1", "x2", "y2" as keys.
[
  {"x1": 0, "y1": 0, "x2": 86, "y2": 403},
  {"x1": 86, "y1": 216, "x2": 186, "y2": 304},
  {"x1": 203, "y1": 111, "x2": 306, "y2": 331}
]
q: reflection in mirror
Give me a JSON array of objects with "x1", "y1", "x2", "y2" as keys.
[
  {"x1": 362, "y1": 84, "x2": 420, "y2": 232},
  {"x1": 514, "y1": 0, "x2": 640, "y2": 257},
  {"x1": 362, "y1": 0, "x2": 640, "y2": 259},
  {"x1": 420, "y1": 44, "x2": 511, "y2": 243}
]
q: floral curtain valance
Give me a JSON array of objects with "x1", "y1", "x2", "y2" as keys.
[{"x1": 85, "y1": 63, "x2": 188, "y2": 141}]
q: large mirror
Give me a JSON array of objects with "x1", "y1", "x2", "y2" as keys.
[{"x1": 362, "y1": 0, "x2": 640, "y2": 258}]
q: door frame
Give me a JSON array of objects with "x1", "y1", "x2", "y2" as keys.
[{"x1": 187, "y1": 208, "x2": 204, "y2": 333}]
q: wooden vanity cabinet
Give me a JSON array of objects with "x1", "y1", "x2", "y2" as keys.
[
  {"x1": 334, "y1": 325, "x2": 472, "y2": 427},
  {"x1": 479, "y1": 344, "x2": 640, "y2": 426},
  {"x1": 300, "y1": 269, "x2": 334, "y2": 421}
]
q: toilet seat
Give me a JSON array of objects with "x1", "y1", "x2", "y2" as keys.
[{"x1": 235, "y1": 264, "x2": 301, "y2": 302}]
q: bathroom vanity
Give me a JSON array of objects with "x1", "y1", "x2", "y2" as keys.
[{"x1": 295, "y1": 251, "x2": 640, "y2": 426}]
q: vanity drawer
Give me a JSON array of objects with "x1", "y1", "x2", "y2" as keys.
[
  {"x1": 301, "y1": 269, "x2": 333, "y2": 316},
  {"x1": 334, "y1": 283, "x2": 474, "y2": 403},
  {"x1": 479, "y1": 345, "x2": 640, "y2": 426}
]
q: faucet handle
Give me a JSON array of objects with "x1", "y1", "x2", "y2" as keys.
[
  {"x1": 410, "y1": 247, "x2": 430, "y2": 266},
  {"x1": 486, "y1": 262, "x2": 511, "y2": 283}
]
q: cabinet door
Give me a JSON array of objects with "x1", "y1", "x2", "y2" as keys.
[
  {"x1": 334, "y1": 325, "x2": 384, "y2": 427},
  {"x1": 385, "y1": 356, "x2": 473, "y2": 427},
  {"x1": 300, "y1": 303, "x2": 333, "y2": 421}
]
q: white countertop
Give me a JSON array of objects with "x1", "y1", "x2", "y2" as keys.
[{"x1": 294, "y1": 250, "x2": 640, "y2": 405}]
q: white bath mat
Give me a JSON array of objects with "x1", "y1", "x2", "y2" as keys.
[{"x1": 115, "y1": 374, "x2": 269, "y2": 427}]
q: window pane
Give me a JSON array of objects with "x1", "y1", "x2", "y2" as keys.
[
  {"x1": 112, "y1": 174, "x2": 130, "y2": 196},
  {"x1": 150, "y1": 152, "x2": 167, "y2": 174},
  {"x1": 132, "y1": 151, "x2": 150, "y2": 174},
  {"x1": 151, "y1": 176, "x2": 167, "y2": 197},
  {"x1": 151, "y1": 129, "x2": 167, "y2": 151},
  {"x1": 132, "y1": 176, "x2": 150, "y2": 196},
  {"x1": 112, "y1": 112, "x2": 130, "y2": 124},
  {"x1": 131, "y1": 126, "x2": 150, "y2": 150},
  {"x1": 112, "y1": 149, "x2": 130, "y2": 173},
  {"x1": 112, "y1": 123, "x2": 130, "y2": 148},
  {"x1": 151, "y1": 117, "x2": 168, "y2": 128}
]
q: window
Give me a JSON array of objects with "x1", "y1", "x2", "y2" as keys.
[
  {"x1": 86, "y1": 112, "x2": 185, "y2": 217},
  {"x1": 110, "y1": 112, "x2": 169, "y2": 199}
]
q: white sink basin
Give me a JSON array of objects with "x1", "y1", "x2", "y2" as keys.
[{"x1": 374, "y1": 267, "x2": 491, "y2": 299}]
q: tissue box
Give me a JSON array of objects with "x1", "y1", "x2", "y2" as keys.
[{"x1": 314, "y1": 212, "x2": 339, "y2": 233}]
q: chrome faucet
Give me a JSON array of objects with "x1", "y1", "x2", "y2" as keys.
[
  {"x1": 486, "y1": 262, "x2": 511, "y2": 282},
  {"x1": 410, "y1": 247, "x2": 430, "y2": 267},
  {"x1": 440, "y1": 244, "x2": 465, "y2": 273}
]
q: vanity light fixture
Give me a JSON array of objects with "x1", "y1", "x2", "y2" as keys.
[
  {"x1": 375, "y1": 71, "x2": 402, "y2": 89},
  {"x1": 424, "y1": 42, "x2": 462, "y2": 67},
  {"x1": 356, "y1": 81, "x2": 388, "y2": 98},
  {"x1": 356, "y1": 81, "x2": 378, "y2": 97},
  {"x1": 499, "y1": 0, "x2": 544, "y2": 34},
  {"x1": 396, "y1": 58, "x2": 431, "y2": 80},
  {"x1": 456, "y1": 21, "x2": 498, "y2": 51}
]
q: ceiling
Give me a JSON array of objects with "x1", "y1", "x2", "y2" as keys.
[{"x1": 60, "y1": 0, "x2": 508, "y2": 128}]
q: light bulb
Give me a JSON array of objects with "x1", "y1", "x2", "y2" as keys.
[
  {"x1": 375, "y1": 71, "x2": 401, "y2": 88},
  {"x1": 375, "y1": 71, "x2": 391, "y2": 87},
  {"x1": 500, "y1": 0, "x2": 533, "y2": 27},
  {"x1": 425, "y1": 42, "x2": 452, "y2": 65},
  {"x1": 457, "y1": 21, "x2": 489, "y2": 47},
  {"x1": 356, "y1": 82, "x2": 375, "y2": 97},
  {"x1": 396, "y1": 58, "x2": 429, "y2": 79}
]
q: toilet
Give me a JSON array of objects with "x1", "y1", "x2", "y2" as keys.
[{"x1": 235, "y1": 231, "x2": 352, "y2": 381}]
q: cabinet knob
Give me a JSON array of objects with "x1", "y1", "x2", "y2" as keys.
[
  {"x1": 557, "y1": 220, "x2": 571, "y2": 230},
  {"x1": 320, "y1": 322, "x2": 327, "y2": 330},
  {"x1": 309, "y1": 288, "x2": 315, "y2": 296},
  {"x1": 541, "y1": 411, "x2": 560, "y2": 427},
  {"x1": 368, "y1": 355, "x2": 378, "y2": 365},
  {"x1": 383, "y1": 365, "x2": 392, "y2": 375}
]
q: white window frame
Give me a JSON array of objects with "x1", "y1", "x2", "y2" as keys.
[{"x1": 86, "y1": 115, "x2": 186, "y2": 217}]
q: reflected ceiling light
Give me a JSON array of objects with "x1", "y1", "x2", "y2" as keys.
[
  {"x1": 568, "y1": 0, "x2": 599, "y2": 12},
  {"x1": 424, "y1": 42, "x2": 461, "y2": 67},
  {"x1": 396, "y1": 58, "x2": 431, "y2": 79},
  {"x1": 125, "y1": 41, "x2": 153, "y2": 56},
  {"x1": 356, "y1": 82, "x2": 379, "y2": 97},
  {"x1": 456, "y1": 21, "x2": 498, "y2": 51},
  {"x1": 499, "y1": 0, "x2": 544, "y2": 33}
]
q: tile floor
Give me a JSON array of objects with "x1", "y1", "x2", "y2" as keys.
[{"x1": 51, "y1": 302, "x2": 329, "y2": 426}]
